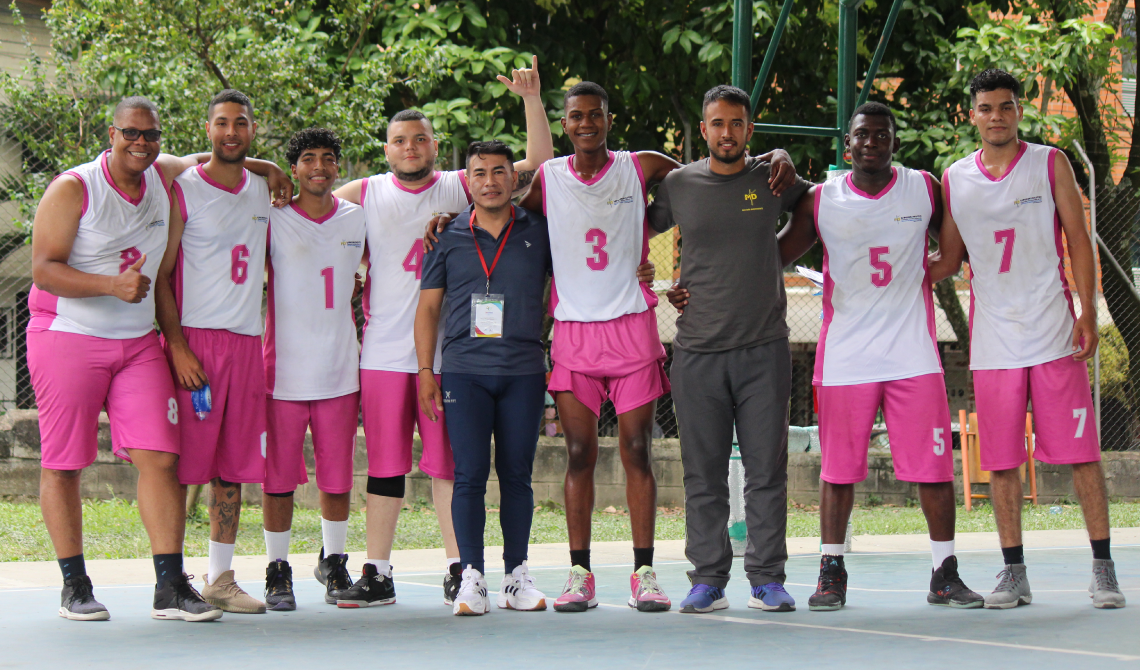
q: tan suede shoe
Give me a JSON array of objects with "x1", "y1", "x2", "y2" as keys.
[{"x1": 202, "y1": 570, "x2": 266, "y2": 613}]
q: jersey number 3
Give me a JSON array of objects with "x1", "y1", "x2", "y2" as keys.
[{"x1": 586, "y1": 228, "x2": 609, "y2": 271}]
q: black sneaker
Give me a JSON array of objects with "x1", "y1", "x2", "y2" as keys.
[
  {"x1": 336, "y1": 563, "x2": 396, "y2": 608},
  {"x1": 928, "y1": 555, "x2": 984, "y2": 608},
  {"x1": 59, "y1": 575, "x2": 110, "y2": 621},
  {"x1": 313, "y1": 551, "x2": 352, "y2": 605},
  {"x1": 152, "y1": 573, "x2": 223, "y2": 622},
  {"x1": 443, "y1": 562, "x2": 462, "y2": 605},
  {"x1": 265, "y1": 560, "x2": 296, "y2": 611},
  {"x1": 808, "y1": 555, "x2": 848, "y2": 611}
]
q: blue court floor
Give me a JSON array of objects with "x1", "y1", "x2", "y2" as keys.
[{"x1": 2, "y1": 545, "x2": 1137, "y2": 669}]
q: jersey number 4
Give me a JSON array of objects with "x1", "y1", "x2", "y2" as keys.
[{"x1": 403, "y1": 240, "x2": 425, "y2": 280}]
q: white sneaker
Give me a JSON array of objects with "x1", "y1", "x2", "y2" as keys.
[
  {"x1": 453, "y1": 566, "x2": 490, "y2": 616},
  {"x1": 497, "y1": 561, "x2": 547, "y2": 611}
]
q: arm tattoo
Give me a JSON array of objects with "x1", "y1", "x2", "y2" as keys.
[{"x1": 514, "y1": 169, "x2": 535, "y2": 193}]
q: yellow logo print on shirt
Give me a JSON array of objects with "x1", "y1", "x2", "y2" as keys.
[{"x1": 742, "y1": 189, "x2": 764, "y2": 212}]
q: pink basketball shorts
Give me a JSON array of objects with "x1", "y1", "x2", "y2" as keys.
[
  {"x1": 972, "y1": 355, "x2": 1100, "y2": 470},
  {"x1": 817, "y1": 373, "x2": 954, "y2": 484},
  {"x1": 360, "y1": 370, "x2": 453, "y2": 480},
  {"x1": 548, "y1": 360, "x2": 670, "y2": 417},
  {"x1": 264, "y1": 392, "x2": 359, "y2": 495},
  {"x1": 29, "y1": 330, "x2": 180, "y2": 470},
  {"x1": 163, "y1": 327, "x2": 267, "y2": 486}
]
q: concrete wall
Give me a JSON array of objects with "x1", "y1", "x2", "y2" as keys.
[{"x1": 2, "y1": 410, "x2": 1139, "y2": 507}]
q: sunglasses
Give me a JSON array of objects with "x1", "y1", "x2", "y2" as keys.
[{"x1": 114, "y1": 126, "x2": 162, "y2": 142}]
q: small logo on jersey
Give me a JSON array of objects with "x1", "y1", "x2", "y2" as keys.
[
  {"x1": 742, "y1": 189, "x2": 764, "y2": 212},
  {"x1": 606, "y1": 195, "x2": 635, "y2": 207},
  {"x1": 1013, "y1": 196, "x2": 1043, "y2": 207},
  {"x1": 525, "y1": 240, "x2": 531, "y2": 248},
  {"x1": 253, "y1": 215, "x2": 269, "y2": 224},
  {"x1": 341, "y1": 240, "x2": 363, "y2": 248},
  {"x1": 893, "y1": 214, "x2": 924, "y2": 223},
  {"x1": 145, "y1": 219, "x2": 166, "y2": 230}
]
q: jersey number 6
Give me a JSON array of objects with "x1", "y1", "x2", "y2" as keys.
[{"x1": 231, "y1": 244, "x2": 250, "y2": 284}]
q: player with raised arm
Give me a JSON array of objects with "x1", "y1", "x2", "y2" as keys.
[
  {"x1": 509, "y1": 81, "x2": 795, "y2": 613},
  {"x1": 260, "y1": 128, "x2": 366, "y2": 610},
  {"x1": 28, "y1": 96, "x2": 283, "y2": 622},
  {"x1": 155, "y1": 89, "x2": 280, "y2": 614},
  {"x1": 930, "y1": 69, "x2": 1125, "y2": 610},
  {"x1": 756, "y1": 102, "x2": 984, "y2": 611},
  {"x1": 331, "y1": 57, "x2": 553, "y2": 607}
]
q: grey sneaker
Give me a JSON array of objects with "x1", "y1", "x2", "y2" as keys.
[
  {"x1": 1090, "y1": 559, "x2": 1126, "y2": 609},
  {"x1": 59, "y1": 575, "x2": 110, "y2": 621},
  {"x1": 984, "y1": 563, "x2": 1032, "y2": 609}
]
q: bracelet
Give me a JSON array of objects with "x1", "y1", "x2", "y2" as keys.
[{"x1": 418, "y1": 367, "x2": 433, "y2": 372}]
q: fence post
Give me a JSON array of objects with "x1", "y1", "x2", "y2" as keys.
[{"x1": 1072, "y1": 141, "x2": 1100, "y2": 443}]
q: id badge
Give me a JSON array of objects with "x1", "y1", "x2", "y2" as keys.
[{"x1": 471, "y1": 294, "x2": 505, "y2": 338}]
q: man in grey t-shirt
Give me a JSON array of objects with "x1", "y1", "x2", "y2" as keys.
[{"x1": 649, "y1": 85, "x2": 810, "y2": 613}]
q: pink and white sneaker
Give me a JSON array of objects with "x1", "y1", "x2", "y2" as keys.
[
  {"x1": 629, "y1": 565, "x2": 671, "y2": 612},
  {"x1": 553, "y1": 565, "x2": 597, "y2": 612}
]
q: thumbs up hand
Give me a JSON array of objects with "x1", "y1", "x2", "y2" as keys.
[{"x1": 111, "y1": 253, "x2": 151, "y2": 303}]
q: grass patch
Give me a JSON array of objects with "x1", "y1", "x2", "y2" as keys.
[{"x1": 2, "y1": 498, "x2": 1138, "y2": 562}]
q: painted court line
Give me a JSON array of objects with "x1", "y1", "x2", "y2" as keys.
[{"x1": 690, "y1": 613, "x2": 1140, "y2": 662}]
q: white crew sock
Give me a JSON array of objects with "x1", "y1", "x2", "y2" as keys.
[
  {"x1": 365, "y1": 558, "x2": 391, "y2": 576},
  {"x1": 321, "y1": 518, "x2": 348, "y2": 556},
  {"x1": 264, "y1": 529, "x2": 291, "y2": 562},
  {"x1": 821, "y1": 544, "x2": 845, "y2": 557},
  {"x1": 208, "y1": 540, "x2": 236, "y2": 584},
  {"x1": 930, "y1": 540, "x2": 955, "y2": 569}
]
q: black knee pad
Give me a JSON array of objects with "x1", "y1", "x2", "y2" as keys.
[
  {"x1": 367, "y1": 475, "x2": 405, "y2": 498},
  {"x1": 265, "y1": 490, "x2": 295, "y2": 498}
]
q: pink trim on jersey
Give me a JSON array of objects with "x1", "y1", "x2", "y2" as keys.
[
  {"x1": 360, "y1": 269, "x2": 372, "y2": 336},
  {"x1": 153, "y1": 163, "x2": 173, "y2": 208},
  {"x1": 1048, "y1": 147, "x2": 1059, "y2": 197},
  {"x1": 974, "y1": 141, "x2": 1027, "y2": 183},
  {"x1": 100, "y1": 151, "x2": 146, "y2": 206},
  {"x1": 845, "y1": 167, "x2": 897, "y2": 200},
  {"x1": 289, "y1": 197, "x2": 339, "y2": 224},
  {"x1": 921, "y1": 237, "x2": 943, "y2": 371},
  {"x1": 568, "y1": 151, "x2": 615, "y2": 186},
  {"x1": 921, "y1": 171, "x2": 936, "y2": 213},
  {"x1": 195, "y1": 163, "x2": 247, "y2": 194},
  {"x1": 812, "y1": 187, "x2": 835, "y2": 384},
  {"x1": 538, "y1": 163, "x2": 548, "y2": 216},
  {"x1": 943, "y1": 171, "x2": 953, "y2": 218},
  {"x1": 548, "y1": 275, "x2": 559, "y2": 316},
  {"x1": 264, "y1": 255, "x2": 277, "y2": 393},
  {"x1": 26, "y1": 286, "x2": 59, "y2": 332},
  {"x1": 359, "y1": 178, "x2": 369, "y2": 207},
  {"x1": 392, "y1": 171, "x2": 440, "y2": 195},
  {"x1": 1046, "y1": 148, "x2": 1077, "y2": 320},
  {"x1": 172, "y1": 181, "x2": 189, "y2": 222},
  {"x1": 631, "y1": 151, "x2": 654, "y2": 307},
  {"x1": 58, "y1": 171, "x2": 89, "y2": 219},
  {"x1": 458, "y1": 170, "x2": 472, "y2": 203}
]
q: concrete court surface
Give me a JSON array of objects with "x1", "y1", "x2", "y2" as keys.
[{"x1": 1, "y1": 530, "x2": 1139, "y2": 669}]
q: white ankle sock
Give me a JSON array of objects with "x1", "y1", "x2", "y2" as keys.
[
  {"x1": 321, "y1": 518, "x2": 348, "y2": 556},
  {"x1": 208, "y1": 540, "x2": 235, "y2": 584},
  {"x1": 930, "y1": 540, "x2": 955, "y2": 569},
  {"x1": 821, "y1": 544, "x2": 845, "y2": 557},
  {"x1": 365, "y1": 558, "x2": 390, "y2": 576},
  {"x1": 264, "y1": 530, "x2": 291, "y2": 562}
]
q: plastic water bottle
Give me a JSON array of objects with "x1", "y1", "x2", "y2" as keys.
[{"x1": 191, "y1": 384, "x2": 212, "y2": 421}]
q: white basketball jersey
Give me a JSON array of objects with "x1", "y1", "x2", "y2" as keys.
[
  {"x1": 814, "y1": 168, "x2": 942, "y2": 385},
  {"x1": 358, "y1": 170, "x2": 470, "y2": 373},
  {"x1": 265, "y1": 199, "x2": 366, "y2": 400},
  {"x1": 173, "y1": 165, "x2": 270, "y2": 336},
  {"x1": 945, "y1": 142, "x2": 1074, "y2": 370},
  {"x1": 542, "y1": 151, "x2": 651, "y2": 322},
  {"x1": 28, "y1": 151, "x2": 170, "y2": 339}
]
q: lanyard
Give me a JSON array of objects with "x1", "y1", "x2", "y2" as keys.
[{"x1": 469, "y1": 206, "x2": 516, "y2": 296}]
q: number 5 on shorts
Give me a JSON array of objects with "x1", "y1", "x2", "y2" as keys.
[
  {"x1": 933, "y1": 428, "x2": 945, "y2": 456},
  {"x1": 1073, "y1": 407, "x2": 1088, "y2": 439}
]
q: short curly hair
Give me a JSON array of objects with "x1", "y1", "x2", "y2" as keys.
[
  {"x1": 969, "y1": 69, "x2": 1022, "y2": 102},
  {"x1": 285, "y1": 127, "x2": 342, "y2": 166}
]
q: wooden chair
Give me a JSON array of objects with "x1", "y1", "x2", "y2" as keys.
[{"x1": 958, "y1": 410, "x2": 1038, "y2": 511}]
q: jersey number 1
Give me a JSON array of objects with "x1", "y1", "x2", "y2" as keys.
[{"x1": 320, "y1": 267, "x2": 334, "y2": 309}]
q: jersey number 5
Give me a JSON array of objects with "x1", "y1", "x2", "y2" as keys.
[
  {"x1": 586, "y1": 228, "x2": 609, "y2": 271},
  {"x1": 869, "y1": 246, "x2": 892, "y2": 287},
  {"x1": 231, "y1": 245, "x2": 250, "y2": 284}
]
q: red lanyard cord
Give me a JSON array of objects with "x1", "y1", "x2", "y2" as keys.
[{"x1": 469, "y1": 206, "x2": 516, "y2": 292}]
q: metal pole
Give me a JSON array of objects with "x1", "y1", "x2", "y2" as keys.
[
  {"x1": 855, "y1": 0, "x2": 904, "y2": 109},
  {"x1": 1072, "y1": 141, "x2": 1100, "y2": 443},
  {"x1": 835, "y1": 7, "x2": 850, "y2": 166},
  {"x1": 732, "y1": 0, "x2": 753, "y2": 90},
  {"x1": 750, "y1": 0, "x2": 795, "y2": 112}
]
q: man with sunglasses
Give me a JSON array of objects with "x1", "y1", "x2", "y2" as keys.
[{"x1": 28, "y1": 96, "x2": 288, "y2": 622}]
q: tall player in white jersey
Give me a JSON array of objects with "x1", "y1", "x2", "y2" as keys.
[
  {"x1": 331, "y1": 57, "x2": 553, "y2": 607},
  {"x1": 29, "y1": 97, "x2": 230, "y2": 622},
  {"x1": 775, "y1": 103, "x2": 983, "y2": 611},
  {"x1": 932, "y1": 69, "x2": 1124, "y2": 609},
  {"x1": 260, "y1": 128, "x2": 366, "y2": 611},
  {"x1": 155, "y1": 89, "x2": 278, "y2": 614}
]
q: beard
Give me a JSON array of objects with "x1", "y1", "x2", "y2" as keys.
[
  {"x1": 709, "y1": 143, "x2": 747, "y2": 165},
  {"x1": 393, "y1": 157, "x2": 435, "y2": 183},
  {"x1": 213, "y1": 142, "x2": 249, "y2": 165}
]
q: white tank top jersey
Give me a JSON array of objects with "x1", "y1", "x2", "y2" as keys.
[
  {"x1": 541, "y1": 151, "x2": 653, "y2": 322},
  {"x1": 814, "y1": 167, "x2": 942, "y2": 385},
  {"x1": 173, "y1": 164, "x2": 271, "y2": 336},
  {"x1": 358, "y1": 170, "x2": 470, "y2": 373},
  {"x1": 265, "y1": 198, "x2": 366, "y2": 400},
  {"x1": 28, "y1": 151, "x2": 170, "y2": 339},
  {"x1": 945, "y1": 142, "x2": 1074, "y2": 370}
]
